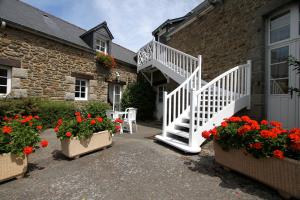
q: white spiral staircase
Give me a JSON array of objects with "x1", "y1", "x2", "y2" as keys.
[{"x1": 137, "y1": 40, "x2": 252, "y2": 153}]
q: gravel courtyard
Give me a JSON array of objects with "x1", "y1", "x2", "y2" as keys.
[{"x1": 0, "y1": 122, "x2": 282, "y2": 200}]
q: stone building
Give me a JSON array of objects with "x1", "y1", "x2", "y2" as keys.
[
  {"x1": 0, "y1": 0, "x2": 137, "y2": 111},
  {"x1": 149, "y1": 0, "x2": 299, "y2": 128}
]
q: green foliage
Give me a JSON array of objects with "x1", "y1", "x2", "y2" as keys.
[
  {"x1": 37, "y1": 100, "x2": 76, "y2": 128},
  {"x1": 121, "y1": 79, "x2": 156, "y2": 120},
  {"x1": 0, "y1": 98, "x2": 40, "y2": 118},
  {"x1": 55, "y1": 112, "x2": 117, "y2": 140},
  {"x1": 82, "y1": 101, "x2": 111, "y2": 118},
  {"x1": 0, "y1": 116, "x2": 45, "y2": 156},
  {"x1": 95, "y1": 52, "x2": 116, "y2": 68},
  {"x1": 289, "y1": 56, "x2": 300, "y2": 74},
  {"x1": 0, "y1": 98, "x2": 115, "y2": 131},
  {"x1": 203, "y1": 116, "x2": 300, "y2": 160}
]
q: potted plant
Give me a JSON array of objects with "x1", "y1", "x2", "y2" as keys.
[
  {"x1": 95, "y1": 52, "x2": 116, "y2": 69},
  {"x1": 202, "y1": 116, "x2": 300, "y2": 199},
  {"x1": 54, "y1": 112, "x2": 117, "y2": 159},
  {"x1": 0, "y1": 115, "x2": 48, "y2": 182}
]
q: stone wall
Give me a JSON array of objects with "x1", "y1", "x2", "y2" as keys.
[
  {"x1": 165, "y1": 0, "x2": 294, "y2": 119},
  {"x1": 0, "y1": 27, "x2": 136, "y2": 101}
]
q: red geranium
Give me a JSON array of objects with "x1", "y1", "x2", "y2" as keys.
[
  {"x1": 227, "y1": 116, "x2": 242, "y2": 123},
  {"x1": 57, "y1": 118, "x2": 63, "y2": 126},
  {"x1": 260, "y1": 120, "x2": 268, "y2": 125},
  {"x1": 75, "y1": 112, "x2": 81, "y2": 116},
  {"x1": 202, "y1": 131, "x2": 211, "y2": 139},
  {"x1": 249, "y1": 142, "x2": 263, "y2": 150},
  {"x1": 221, "y1": 121, "x2": 228, "y2": 128},
  {"x1": 115, "y1": 118, "x2": 123, "y2": 123},
  {"x1": 237, "y1": 125, "x2": 251, "y2": 136},
  {"x1": 23, "y1": 146, "x2": 33, "y2": 155},
  {"x1": 87, "y1": 114, "x2": 92, "y2": 119},
  {"x1": 241, "y1": 116, "x2": 252, "y2": 124},
  {"x1": 54, "y1": 127, "x2": 59, "y2": 133},
  {"x1": 289, "y1": 133, "x2": 300, "y2": 143},
  {"x1": 2, "y1": 126, "x2": 12, "y2": 134},
  {"x1": 34, "y1": 115, "x2": 40, "y2": 120},
  {"x1": 273, "y1": 150, "x2": 284, "y2": 159},
  {"x1": 90, "y1": 119, "x2": 96, "y2": 125},
  {"x1": 260, "y1": 130, "x2": 277, "y2": 139},
  {"x1": 270, "y1": 121, "x2": 282, "y2": 128},
  {"x1": 115, "y1": 125, "x2": 121, "y2": 131},
  {"x1": 65, "y1": 132, "x2": 72, "y2": 137},
  {"x1": 97, "y1": 117, "x2": 103, "y2": 123},
  {"x1": 210, "y1": 128, "x2": 218, "y2": 136},
  {"x1": 76, "y1": 116, "x2": 82, "y2": 123},
  {"x1": 40, "y1": 140, "x2": 48, "y2": 148},
  {"x1": 36, "y1": 125, "x2": 43, "y2": 130}
]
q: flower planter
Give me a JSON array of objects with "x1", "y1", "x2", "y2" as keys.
[
  {"x1": 0, "y1": 153, "x2": 27, "y2": 182},
  {"x1": 214, "y1": 142, "x2": 300, "y2": 199},
  {"x1": 61, "y1": 130, "x2": 112, "y2": 158}
]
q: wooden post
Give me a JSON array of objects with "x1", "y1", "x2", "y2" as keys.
[
  {"x1": 162, "y1": 91, "x2": 168, "y2": 137},
  {"x1": 198, "y1": 55, "x2": 202, "y2": 90},
  {"x1": 189, "y1": 88, "x2": 196, "y2": 148},
  {"x1": 247, "y1": 60, "x2": 252, "y2": 110}
]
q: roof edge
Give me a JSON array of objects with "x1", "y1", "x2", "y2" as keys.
[
  {"x1": 3, "y1": 19, "x2": 95, "y2": 54},
  {"x1": 80, "y1": 21, "x2": 114, "y2": 39}
]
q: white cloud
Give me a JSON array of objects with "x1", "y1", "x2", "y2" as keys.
[{"x1": 23, "y1": 0, "x2": 202, "y2": 51}]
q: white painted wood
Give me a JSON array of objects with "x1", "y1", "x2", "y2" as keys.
[
  {"x1": 138, "y1": 40, "x2": 252, "y2": 153},
  {"x1": 0, "y1": 65, "x2": 12, "y2": 97},
  {"x1": 266, "y1": 4, "x2": 300, "y2": 129}
]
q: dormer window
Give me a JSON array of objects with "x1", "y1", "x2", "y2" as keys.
[{"x1": 96, "y1": 39, "x2": 107, "y2": 53}]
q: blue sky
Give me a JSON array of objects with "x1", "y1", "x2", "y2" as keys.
[{"x1": 22, "y1": 0, "x2": 202, "y2": 52}]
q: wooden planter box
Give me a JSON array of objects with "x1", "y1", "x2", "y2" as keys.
[
  {"x1": 0, "y1": 153, "x2": 27, "y2": 182},
  {"x1": 61, "y1": 130, "x2": 112, "y2": 158},
  {"x1": 214, "y1": 142, "x2": 300, "y2": 199}
]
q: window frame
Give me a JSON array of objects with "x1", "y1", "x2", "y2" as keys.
[
  {"x1": 268, "y1": 4, "x2": 300, "y2": 46},
  {"x1": 96, "y1": 39, "x2": 107, "y2": 53},
  {"x1": 0, "y1": 65, "x2": 12, "y2": 97},
  {"x1": 75, "y1": 78, "x2": 89, "y2": 101},
  {"x1": 267, "y1": 4, "x2": 300, "y2": 96}
]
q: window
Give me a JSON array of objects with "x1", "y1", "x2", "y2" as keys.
[
  {"x1": 270, "y1": 12, "x2": 290, "y2": 43},
  {"x1": 270, "y1": 46, "x2": 289, "y2": 94},
  {"x1": 96, "y1": 39, "x2": 107, "y2": 53},
  {"x1": 158, "y1": 85, "x2": 166, "y2": 102},
  {"x1": 75, "y1": 78, "x2": 88, "y2": 100},
  {"x1": 0, "y1": 66, "x2": 11, "y2": 96}
]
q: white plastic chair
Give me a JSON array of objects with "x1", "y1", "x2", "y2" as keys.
[{"x1": 122, "y1": 108, "x2": 138, "y2": 134}]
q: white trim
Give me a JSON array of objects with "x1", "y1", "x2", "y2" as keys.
[
  {"x1": 266, "y1": 3, "x2": 300, "y2": 125},
  {"x1": 0, "y1": 65, "x2": 11, "y2": 97},
  {"x1": 96, "y1": 39, "x2": 107, "y2": 54},
  {"x1": 75, "y1": 78, "x2": 89, "y2": 101},
  {"x1": 111, "y1": 84, "x2": 122, "y2": 111}
]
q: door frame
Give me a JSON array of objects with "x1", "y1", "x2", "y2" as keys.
[{"x1": 265, "y1": 3, "x2": 300, "y2": 127}]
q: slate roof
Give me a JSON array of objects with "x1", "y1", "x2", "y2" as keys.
[
  {"x1": 0, "y1": 0, "x2": 136, "y2": 66},
  {"x1": 152, "y1": 0, "x2": 212, "y2": 36}
]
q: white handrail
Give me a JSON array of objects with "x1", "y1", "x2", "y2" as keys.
[
  {"x1": 138, "y1": 40, "x2": 199, "y2": 81},
  {"x1": 162, "y1": 55, "x2": 202, "y2": 132},
  {"x1": 190, "y1": 60, "x2": 252, "y2": 140}
]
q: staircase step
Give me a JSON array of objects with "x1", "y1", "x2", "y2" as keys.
[
  {"x1": 174, "y1": 122, "x2": 190, "y2": 128},
  {"x1": 167, "y1": 129, "x2": 189, "y2": 139},
  {"x1": 155, "y1": 135, "x2": 201, "y2": 153}
]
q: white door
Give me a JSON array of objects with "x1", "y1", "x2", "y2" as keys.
[
  {"x1": 108, "y1": 84, "x2": 122, "y2": 111},
  {"x1": 155, "y1": 85, "x2": 166, "y2": 121},
  {"x1": 267, "y1": 5, "x2": 300, "y2": 128}
]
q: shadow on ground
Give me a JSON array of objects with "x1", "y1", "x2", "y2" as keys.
[{"x1": 183, "y1": 154, "x2": 283, "y2": 200}]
